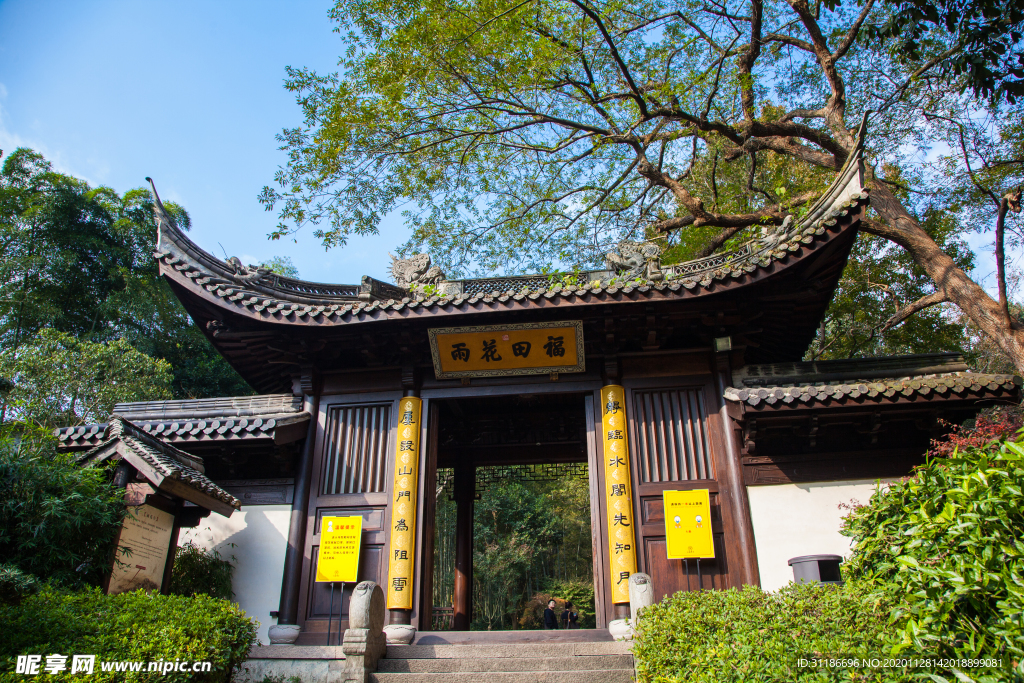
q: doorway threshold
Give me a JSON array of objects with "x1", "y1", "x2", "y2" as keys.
[{"x1": 412, "y1": 629, "x2": 615, "y2": 645}]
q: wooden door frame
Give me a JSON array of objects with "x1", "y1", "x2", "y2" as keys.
[
  {"x1": 415, "y1": 400, "x2": 440, "y2": 630},
  {"x1": 417, "y1": 380, "x2": 605, "y2": 631},
  {"x1": 621, "y1": 374, "x2": 755, "y2": 591},
  {"x1": 296, "y1": 390, "x2": 401, "y2": 635}
]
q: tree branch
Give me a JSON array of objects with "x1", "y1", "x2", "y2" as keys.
[
  {"x1": 832, "y1": 0, "x2": 875, "y2": 61},
  {"x1": 880, "y1": 291, "x2": 949, "y2": 332},
  {"x1": 996, "y1": 188, "x2": 1023, "y2": 324},
  {"x1": 652, "y1": 190, "x2": 820, "y2": 240},
  {"x1": 568, "y1": 0, "x2": 650, "y2": 119}
]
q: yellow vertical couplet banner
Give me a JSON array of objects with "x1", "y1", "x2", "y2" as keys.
[
  {"x1": 601, "y1": 385, "x2": 638, "y2": 604},
  {"x1": 386, "y1": 396, "x2": 422, "y2": 609}
]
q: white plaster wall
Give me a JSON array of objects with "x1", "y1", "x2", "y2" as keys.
[
  {"x1": 747, "y1": 479, "x2": 893, "y2": 592},
  {"x1": 179, "y1": 505, "x2": 291, "y2": 644}
]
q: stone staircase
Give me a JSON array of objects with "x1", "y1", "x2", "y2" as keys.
[{"x1": 372, "y1": 641, "x2": 634, "y2": 682}]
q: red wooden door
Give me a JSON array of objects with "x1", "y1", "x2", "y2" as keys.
[
  {"x1": 626, "y1": 380, "x2": 742, "y2": 600},
  {"x1": 297, "y1": 395, "x2": 397, "y2": 639}
]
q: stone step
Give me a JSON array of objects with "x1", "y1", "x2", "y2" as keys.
[
  {"x1": 371, "y1": 670, "x2": 634, "y2": 683},
  {"x1": 384, "y1": 642, "x2": 631, "y2": 659},
  {"x1": 378, "y1": 654, "x2": 634, "y2": 673}
]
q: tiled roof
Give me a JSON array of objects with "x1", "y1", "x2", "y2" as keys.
[
  {"x1": 156, "y1": 193, "x2": 866, "y2": 324},
  {"x1": 725, "y1": 372, "x2": 1021, "y2": 407},
  {"x1": 155, "y1": 153, "x2": 869, "y2": 326},
  {"x1": 79, "y1": 417, "x2": 241, "y2": 513},
  {"x1": 55, "y1": 394, "x2": 308, "y2": 450}
]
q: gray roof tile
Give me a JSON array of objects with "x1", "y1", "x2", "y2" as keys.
[
  {"x1": 78, "y1": 417, "x2": 240, "y2": 511},
  {"x1": 54, "y1": 394, "x2": 308, "y2": 450},
  {"x1": 724, "y1": 372, "x2": 1021, "y2": 406}
]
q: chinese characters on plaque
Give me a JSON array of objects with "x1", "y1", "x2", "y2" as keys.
[
  {"x1": 106, "y1": 504, "x2": 175, "y2": 595},
  {"x1": 601, "y1": 385, "x2": 637, "y2": 604},
  {"x1": 387, "y1": 397, "x2": 421, "y2": 609},
  {"x1": 663, "y1": 489, "x2": 715, "y2": 559},
  {"x1": 316, "y1": 515, "x2": 363, "y2": 583},
  {"x1": 428, "y1": 321, "x2": 584, "y2": 379}
]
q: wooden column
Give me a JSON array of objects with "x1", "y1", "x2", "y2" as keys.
[
  {"x1": 452, "y1": 461, "x2": 475, "y2": 631},
  {"x1": 713, "y1": 353, "x2": 760, "y2": 587},
  {"x1": 278, "y1": 390, "x2": 321, "y2": 625},
  {"x1": 159, "y1": 500, "x2": 184, "y2": 595}
]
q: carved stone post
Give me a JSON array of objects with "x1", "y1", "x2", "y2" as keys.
[
  {"x1": 339, "y1": 581, "x2": 386, "y2": 683},
  {"x1": 629, "y1": 572, "x2": 655, "y2": 626}
]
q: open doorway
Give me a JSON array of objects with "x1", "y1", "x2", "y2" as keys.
[{"x1": 428, "y1": 392, "x2": 595, "y2": 631}]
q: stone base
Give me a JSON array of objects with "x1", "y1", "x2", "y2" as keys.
[
  {"x1": 607, "y1": 619, "x2": 633, "y2": 642},
  {"x1": 384, "y1": 624, "x2": 417, "y2": 645},
  {"x1": 267, "y1": 624, "x2": 301, "y2": 645},
  {"x1": 236, "y1": 645, "x2": 345, "y2": 683}
]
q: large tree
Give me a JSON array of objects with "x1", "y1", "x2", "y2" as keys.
[
  {"x1": 263, "y1": 0, "x2": 1024, "y2": 369},
  {"x1": 0, "y1": 148, "x2": 252, "y2": 401}
]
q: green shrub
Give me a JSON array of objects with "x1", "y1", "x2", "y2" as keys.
[
  {"x1": 0, "y1": 586, "x2": 257, "y2": 682},
  {"x1": 0, "y1": 563, "x2": 39, "y2": 605},
  {"x1": 632, "y1": 582, "x2": 907, "y2": 682},
  {"x1": 0, "y1": 430, "x2": 124, "y2": 588},
  {"x1": 843, "y1": 432, "x2": 1024, "y2": 681},
  {"x1": 169, "y1": 542, "x2": 235, "y2": 600}
]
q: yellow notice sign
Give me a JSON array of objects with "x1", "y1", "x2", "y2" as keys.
[
  {"x1": 664, "y1": 489, "x2": 715, "y2": 559},
  {"x1": 316, "y1": 516, "x2": 362, "y2": 583},
  {"x1": 428, "y1": 321, "x2": 584, "y2": 379}
]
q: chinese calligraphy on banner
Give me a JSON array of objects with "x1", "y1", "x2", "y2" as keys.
[
  {"x1": 428, "y1": 321, "x2": 584, "y2": 378},
  {"x1": 316, "y1": 515, "x2": 362, "y2": 583},
  {"x1": 663, "y1": 489, "x2": 715, "y2": 559},
  {"x1": 601, "y1": 385, "x2": 637, "y2": 604},
  {"x1": 387, "y1": 397, "x2": 421, "y2": 609}
]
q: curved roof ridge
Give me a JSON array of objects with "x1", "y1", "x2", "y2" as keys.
[
  {"x1": 150, "y1": 183, "x2": 365, "y2": 304},
  {"x1": 152, "y1": 149, "x2": 865, "y2": 304}
]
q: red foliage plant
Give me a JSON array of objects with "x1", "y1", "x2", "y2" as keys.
[{"x1": 928, "y1": 406, "x2": 1023, "y2": 458}]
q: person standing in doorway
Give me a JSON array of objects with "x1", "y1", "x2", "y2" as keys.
[{"x1": 543, "y1": 599, "x2": 559, "y2": 629}]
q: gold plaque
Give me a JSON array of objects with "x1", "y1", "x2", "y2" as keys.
[{"x1": 428, "y1": 321, "x2": 584, "y2": 379}]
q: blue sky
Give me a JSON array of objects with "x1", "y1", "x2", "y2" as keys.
[
  {"x1": 0, "y1": 0, "x2": 403, "y2": 284},
  {"x1": 0, "y1": 0, "x2": 1010, "y2": 296}
]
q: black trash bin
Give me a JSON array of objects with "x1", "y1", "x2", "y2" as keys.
[{"x1": 788, "y1": 554, "x2": 843, "y2": 585}]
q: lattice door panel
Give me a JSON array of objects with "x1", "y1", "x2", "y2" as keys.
[
  {"x1": 632, "y1": 389, "x2": 714, "y2": 482},
  {"x1": 320, "y1": 403, "x2": 391, "y2": 495}
]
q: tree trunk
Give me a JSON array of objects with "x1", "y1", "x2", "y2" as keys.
[{"x1": 865, "y1": 181, "x2": 1024, "y2": 374}]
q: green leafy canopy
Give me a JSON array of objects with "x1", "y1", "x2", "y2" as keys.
[{"x1": 0, "y1": 147, "x2": 253, "y2": 403}]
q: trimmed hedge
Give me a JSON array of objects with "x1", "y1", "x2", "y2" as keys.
[
  {"x1": 632, "y1": 582, "x2": 906, "y2": 682},
  {"x1": 843, "y1": 433, "x2": 1024, "y2": 681},
  {"x1": 0, "y1": 586, "x2": 257, "y2": 682}
]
